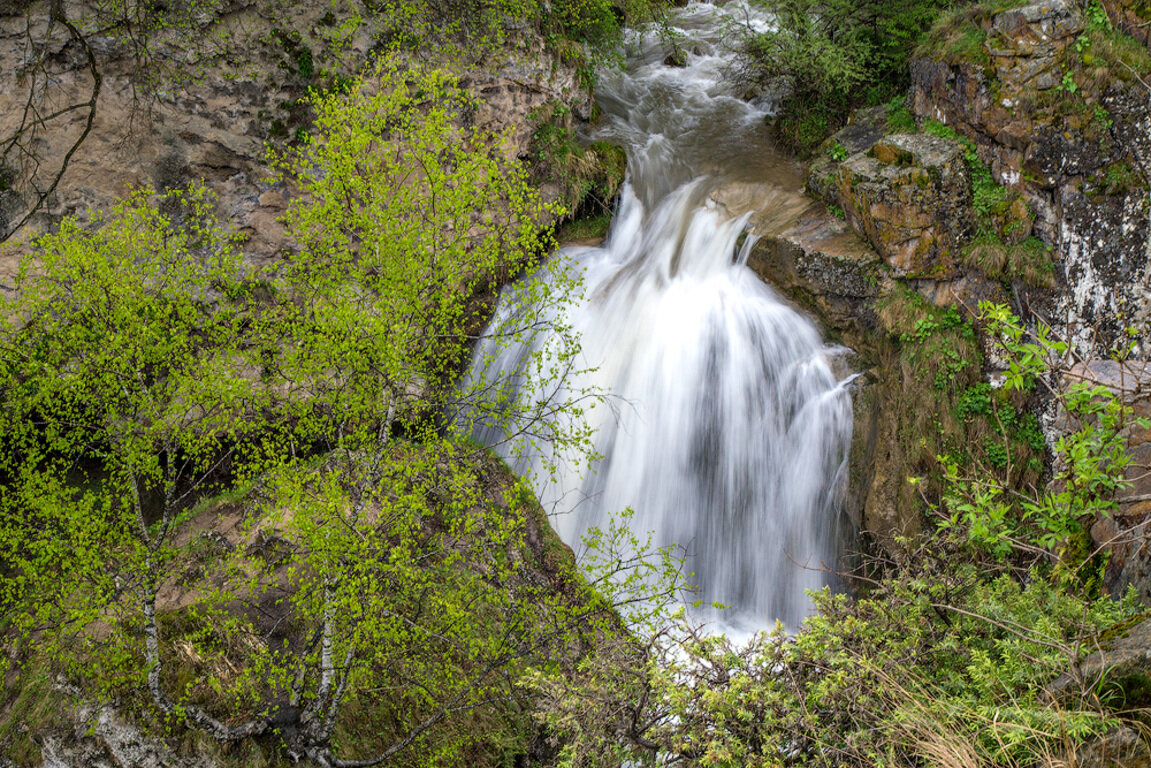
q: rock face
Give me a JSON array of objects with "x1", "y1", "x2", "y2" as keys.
[
  {"x1": 909, "y1": 0, "x2": 1151, "y2": 355},
  {"x1": 0, "y1": 0, "x2": 590, "y2": 288},
  {"x1": 764, "y1": 0, "x2": 1151, "y2": 559},
  {"x1": 746, "y1": 206, "x2": 884, "y2": 331}
]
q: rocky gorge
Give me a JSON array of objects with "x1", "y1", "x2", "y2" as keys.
[{"x1": 2, "y1": 0, "x2": 1151, "y2": 765}]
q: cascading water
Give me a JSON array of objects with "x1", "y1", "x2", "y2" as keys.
[{"x1": 466, "y1": 1, "x2": 854, "y2": 631}]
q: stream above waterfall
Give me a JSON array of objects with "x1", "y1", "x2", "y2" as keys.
[{"x1": 467, "y1": 0, "x2": 855, "y2": 632}]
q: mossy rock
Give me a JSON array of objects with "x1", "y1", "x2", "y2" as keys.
[{"x1": 834, "y1": 134, "x2": 975, "y2": 277}]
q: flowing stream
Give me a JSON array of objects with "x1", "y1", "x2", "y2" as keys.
[{"x1": 467, "y1": 1, "x2": 854, "y2": 631}]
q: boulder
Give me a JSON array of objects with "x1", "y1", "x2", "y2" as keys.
[{"x1": 833, "y1": 134, "x2": 975, "y2": 277}]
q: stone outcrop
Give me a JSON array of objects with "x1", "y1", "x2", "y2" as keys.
[
  {"x1": 746, "y1": 206, "x2": 884, "y2": 333},
  {"x1": 823, "y1": 133, "x2": 975, "y2": 277},
  {"x1": 909, "y1": 0, "x2": 1151, "y2": 355},
  {"x1": 761, "y1": 0, "x2": 1151, "y2": 559}
]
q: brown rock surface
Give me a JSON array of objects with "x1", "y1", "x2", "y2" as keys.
[
  {"x1": 832, "y1": 133, "x2": 975, "y2": 277},
  {"x1": 0, "y1": 0, "x2": 589, "y2": 287}
]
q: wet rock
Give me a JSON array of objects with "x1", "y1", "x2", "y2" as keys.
[
  {"x1": 747, "y1": 205, "x2": 885, "y2": 334},
  {"x1": 832, "y1": 133, "x2": 975, "y2": 277},
  {"x1": 745, "y1": 204, "x2": 919, "y2": 552}
]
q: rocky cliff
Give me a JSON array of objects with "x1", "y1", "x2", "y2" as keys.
[
  {"x1": 0, "y1": 0, "x2": 593, "y2": 285},
  {"x1": 747, "y1": 0, "x2": 1151, "y2": 574}
]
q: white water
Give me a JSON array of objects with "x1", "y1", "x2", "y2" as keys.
[{"x1": 466, "y1": 1, "x2": 853, "y2": 631}]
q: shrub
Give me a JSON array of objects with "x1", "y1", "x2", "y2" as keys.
[{"x1": 739, "y1": 0, "x2": 955, "y2": 154}]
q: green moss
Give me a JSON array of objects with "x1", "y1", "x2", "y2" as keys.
[
  {"x1": 556, "y1": 211, "x2": 613, "y2": 242},
  {"x1": 1101, "y1": 160, "x2": 1145, "y2": 195}
]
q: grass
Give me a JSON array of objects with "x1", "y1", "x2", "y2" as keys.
[
  {"x1": 0, "y1": 661, "x2": 75, "y2": 767},
  {"x1": 963, "y1": 234, "x2": 1056, "y2": 287},
  {"x1": 531, "y1": 104, "x2": 627, "y2": 221},
  {"x1": 886, "y1": 96, "x2": 918, "y2": 133},
  {"x1": 556, "y1": 210, "x2": 613, "y2": 242},
  {"x1": 916, "y1": 0, "x2": 1030, "y2": 67}
]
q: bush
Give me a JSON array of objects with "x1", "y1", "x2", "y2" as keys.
[{"x1": 740, "y1": 0, "x2": 956, "y2": 154}]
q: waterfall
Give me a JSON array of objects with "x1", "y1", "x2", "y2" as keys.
[{"x1": 465, "y1": 1, "x2": 854, "y2": 631}]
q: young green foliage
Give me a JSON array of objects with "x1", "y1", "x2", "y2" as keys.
[
  {"x1": 0, "y1": 57, "x2": 604, "y2": 766},
  {"x1": 0, "y1": 184, "x2": 273, "y2": 741},
  {"x1": 939, "y1": 303, "x2": 1148, "y2": 577}
]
